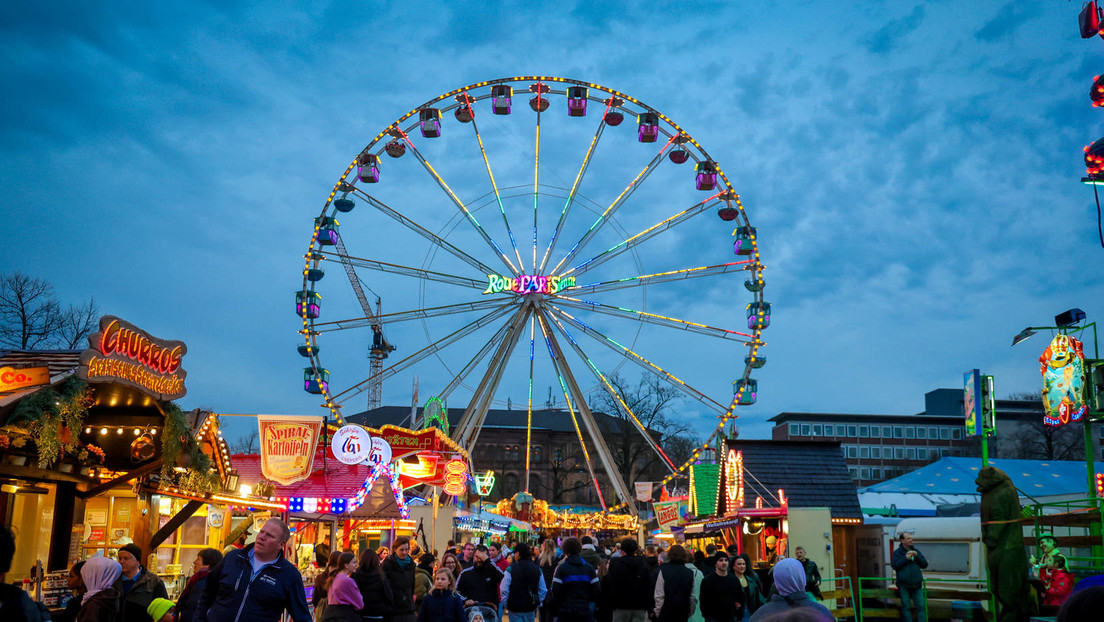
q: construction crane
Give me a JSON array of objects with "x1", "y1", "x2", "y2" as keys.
[{"x1": 332, "y1": 232, "x2": 395, "y2": 411}]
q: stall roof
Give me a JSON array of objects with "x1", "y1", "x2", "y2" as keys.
[
  {"x1": 234, "y1": 448, "x2": 406, "y2": 518},
  {"x1": 726, "y1": 439, "x2": 862, "y2": 519},
  {"x1": 859, "y1": 457, "x2": 1104, "y2": 496}
]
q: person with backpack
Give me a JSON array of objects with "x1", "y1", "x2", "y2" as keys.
[
  {"x1": 653, "y1": 545, "x2": 696, "y2": 622},
  {"x1": 607, "y1": 538, "x2": 651, "y2": 622},
  {"x1": 500, "y1": 543, "x2": 546, "y2": 622}
]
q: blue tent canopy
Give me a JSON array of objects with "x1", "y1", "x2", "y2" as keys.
[{"x1": 860, "y1": 457, "x2": 1103, "y2": 497}]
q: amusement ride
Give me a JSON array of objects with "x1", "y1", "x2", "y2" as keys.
[{"x1": 296, "y1": 76, "x2": 770, "y2": 516}]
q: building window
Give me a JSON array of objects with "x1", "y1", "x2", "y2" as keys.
[
  {"x1": 919, "y1": 448, "x2": 928, "y2": 460},
  {"x1": 841, "y1": 446, "x2": 848, "y2": 458},
  {"x1": 872, "y1": 447, "x2": 881, "y2": 459},
  {"x1": 848, "y1": 425, "x2": 857, "y2": 437},
  {"x1": 860, "y1": 446, "x2": 870, "y2": 459},
  {"x1": 940, "y1": 428, "x2": 950, "y2": 440},
  {"x1": 813, "y1": 424, "x2": 823, "y2": 436},
  {"x1": 905, "y1": 427, "x2": 915, "y2": 439},
  {"x1": 883, "y1": 426, "x2": 892, "y2": 438},
  {"x1": 849, "y1": 467, "x2": 859, "y2": 479},
  {"x1": 952, "y1": 429, "x2": 962, "y2": 440},
  {"x1": 907, "y1": 447, "x2": 917, "y2": 460},
  {"x1": 871, "y1": 468, "x2": 882, "y2": 480},
  {"x1": 789, "y1": 423, "x2": 799, "y2": 437},
  {"x1": 895, "y1": 447, "x2": 905, "y2": 460},
  {"x1": 859, "y1": 425, "x2": 869, "y2": 437},
  {"x1": 871, "y1": 427, "x2": 881, "y2": 438},
  {"x1": 917, "y1": 427, "x2": 926, "y2": 439},
  {"x1": 929, "y1": 427, "x2": 939, "y2": 439},
  {"x1": 553, "y1": 448, "x2": 564, "y2": 464},
  {"x1": 534, "y1": 446, "x2": 542, "y2": 462},
  {"x1": 893, "y1": 427, "x2": 904, "y2": 438},
  {"x1": 847, "y1": 446, "x2": 858, "y2": 459},
  {"x1": 801, "y1": 424, "x2": 812, "y2": 436}
]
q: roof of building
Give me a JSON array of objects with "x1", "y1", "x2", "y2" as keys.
[
  {"x1": 0, "y1": 349, "x2": 83, "y2": 376},
  {"x1": 859, "y1": 456, "x2": 1103, "y2": 497},
  {"x1": 725, "y1": 439, "x2": 862, "y2": 519},
  {"x1": 347, "y1": 405, "x2": 650, "y2": 436},
  {"x1": 768, "y1": 412, "x2": 959, "y2": 424},
  {"x1": 770, "y1": 389, "x2": 1044, "y2": 425}
]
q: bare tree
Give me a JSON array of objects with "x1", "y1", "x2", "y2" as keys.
[
  {"x1": 230, "y1": 431, "x2": 259, "y2": 454},
  {"x1": 0, "y1": 272, "x2": 99, "y2": 350},
  {"x1": 0, "y1": 272, "x2": 63, "y2": 349},
  {"x1": 547, "y1": 446, "x2": 591, "y2": 503},
  {"x1": 588, "y1": 372, "x2": 698, "y2": 488},
  {"x1": 1001, "y1": 391, "x2": 1085, "y2": 461}
]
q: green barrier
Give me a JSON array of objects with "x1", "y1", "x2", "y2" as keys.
[{"x1": 856, "y1": 576, "x2": 992, "y2": 621}]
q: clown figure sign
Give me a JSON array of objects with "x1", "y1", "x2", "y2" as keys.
[{"x1": 1039, "y1": 334, "x2": 1088, "y2": 426}]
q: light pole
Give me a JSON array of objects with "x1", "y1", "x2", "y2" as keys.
[{"x1": 1011, "y1": 308, "x2": 1100, "y2": 500}]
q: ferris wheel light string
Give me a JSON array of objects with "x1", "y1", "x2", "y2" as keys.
[
  {"x1": 537, "y1": 97, "x2": 613, "y2": 275},
  {"x1": 562, "y1": 193, "x2": 724, "y2": 277},
  {"x1": 543, "y1": 310, "x2": 678, "y2": 472},
  {"x1": 537, "y1": 314, "x2": 607, "y2": 510},
  {"x1": 466, "y1": 90, "x2": 526, "y2": 273},
  {"x1": 525, "y1": 315, "x2": 535, "y2": 486}
]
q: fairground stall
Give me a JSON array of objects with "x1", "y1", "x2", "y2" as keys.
[
  {"x1": 492, "y1": 493, "x2": 632, "y2": 541},
  {"x1": 0, "y1": 316, "x2": 267, "y2": 604},
  {"x1": 672, "y1": 439, "x2": 861, "y2": 594}
]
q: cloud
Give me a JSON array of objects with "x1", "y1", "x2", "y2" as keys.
[
  {"x1": 975, "y1": 2, "x2": 1042, "y2": 42},
  {"x1": 862, "y1": 5, "x2": 927, "y2": 55}
]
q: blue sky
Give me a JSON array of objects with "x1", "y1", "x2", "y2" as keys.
[{"x1": 2, "y1": 1, "x2": 1102, "y2": 449}]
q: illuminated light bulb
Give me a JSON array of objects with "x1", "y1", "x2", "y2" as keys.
[{"x1": 100, "y1": 428, "x2": 107, "y2": 435}]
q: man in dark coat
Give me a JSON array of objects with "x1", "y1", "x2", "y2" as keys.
[
  {"x1": 553, "y1": 537, "x2": 600, "y2": 622},
  {"x1": 381, "y1": 537, "x2": 417, "y2": 622},
  {"x1": 607, "y1": 538, "x2": 651, "y2": 622},
  {"x1": 699, "y1": 554, "x2": 745, "y2": 622},
  {"x1": 197, "y1": 518, "x2": 311, "y2": 622},
  {"x1": 500, "y1": 543, "x2": 547, "y2": 622},
  {"x1": 456, "y1": 545, "x2": 504, "y2": 608},
  {"x1": 115, "y1": 543, "x2": 169, "y2": 622},
  {"x1": 891, "y1": 532, "x2": 928, "y2": 622},
  {"x1": 794, "y1": 547, "x2": 821, "y2": 600}
]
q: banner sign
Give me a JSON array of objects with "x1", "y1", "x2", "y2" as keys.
[
  {"x1": 635, "y1": 482, "x2": 653, "y2": 502},
  {"x1": 78, "y1": 316, "x2": 187, "y2": 401},
  {"x1": 378, "y1": 426, "x2": 442, "y2": 460},
  {"x1": 654, "y1": 501, "x2": 682, "y2": 529},
  {"x1": 332, "y1": 425, "x2": 373, "y2": 465},
  {"x1": 0, "y1": 366, "x2": 50, "y2": 393},
  {"x1": 257, "y1": 415, "x2": 323, "y2": 485},
  {"x1": 1040, "y1": 335, "x2": 1088, "y2": 426},
  {"x1": 964, "y1": 369, "x2": 982, "y2": 436}
]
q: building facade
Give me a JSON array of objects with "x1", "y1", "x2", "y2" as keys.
[{"x1": 769, "y1": 389, "x2": 1093, "y2": 487}]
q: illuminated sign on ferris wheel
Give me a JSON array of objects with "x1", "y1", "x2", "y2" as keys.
[{"x1": 482, "y1": 274, "x2": 577, "y2": 295}]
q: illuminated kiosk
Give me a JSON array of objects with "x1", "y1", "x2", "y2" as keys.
[
  {"x1": 296, "y1": 76, "x2": 770, "y2": 523},
  {"x1": 676, "y1": 439, "x2": 861, "y2": 594},
  {"x1": 0, "y1": 316, "x2": 255, "y2": 601}
]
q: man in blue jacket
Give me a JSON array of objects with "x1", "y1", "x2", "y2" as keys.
[{"x1": 196, "y1": 518, "x2": 311, "y2": 622}]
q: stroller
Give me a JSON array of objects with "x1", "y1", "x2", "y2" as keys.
[{"x1": 464, "y1": 603, "x2": 499, "y2": 622}]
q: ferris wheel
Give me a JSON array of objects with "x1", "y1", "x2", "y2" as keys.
[{"x1": 297, "y1": 76, "x2": 769, "y2": 513}]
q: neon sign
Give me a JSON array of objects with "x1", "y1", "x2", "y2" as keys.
[
  {"x1": 1040, "y1": 334, "x2": 1088, "y2": 426},
  {"x1": 725, "y1": 449, "x2": 744, "y2": 511},
  {"x1": 474, "y1": 470, "x2": 495, "y2": 496},
  {"x1": 482, "y1": 274, "x2": 576, "y2": 295},
  {"x1": 443, "y1": 459, "x2": 468, "y2": 496},
  {"x1": 78, "y1": 316, "x2": 187, "y2": 401}
]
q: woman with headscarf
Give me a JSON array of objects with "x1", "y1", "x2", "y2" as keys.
[
  {"x1": 321, "y1": 565, "x2": 365, "y2": 622},
  {"x1": 747, "y1": 558, "x2": 834, "y2": 622},
  {"x1": 78, "y1": 556, "x2": 123, "y2": 622}
]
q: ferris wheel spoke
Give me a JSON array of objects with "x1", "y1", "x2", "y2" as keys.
[
  {"x1": 311, "y1": 298, "x2": 511, "y2": 333},
  {"x1": 537, "y1": 105, "x2": 611, "y2": 274},
  {"x1": 568, "y1": 261, "x2": 752, "y2": 297},
  {"x1": 328, "y1": 302, "x2": 517, "y2": 405},
  {"x1": 454, "y1": 303, "x2": 534, "y2": 449},
  {"x1": 541, "y1": 309, "x2": 677, "y2": 473},
  {"x1": 396, "y1": 130, "x2": 522, "y2": 276},
  {"x1": 552, "y1": 296, "x2": 753, "y2": 342},
  {"x1": 562, "y1": 194, "x2": 724, "y2": 278},
  {"x1": 465, "y1": 97, "x2": 527, "y2": 273},
  {"x1": 316, "y1": 250, "x2": 489, "y2": 291},
  {"x1": 438, "y1": 320, "x2": 514, "y2": 401},
  {"x1": 546, "y1": 306, "x2": 728, "y2": 415},
  {"x1": 531, "y1": 83, "x2": 546, "y2": 272},
  {"x1": 350, "y1": 189, "x2": 499, "y2": 275},
  {"x1": 525, "y1": 315, "x2": 536, "y2": 489},
  {"x1": 538, "y1": 311, "x2": 642, "y2": 510},
  {"x1": 549, "y1": 136, "x2": 676, "y2": 276}
]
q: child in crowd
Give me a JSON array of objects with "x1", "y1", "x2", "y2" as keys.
[
  {"x1": 418, "y1": 567, "x2": 466, "y2": 622},
  {"x1": 147, "y1": 598, "x2": 176, "y2": 622}
]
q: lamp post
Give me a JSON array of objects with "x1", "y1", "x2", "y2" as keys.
[{"x1": 1011, "y1": 309, "x2": 1100, "y2": 500}]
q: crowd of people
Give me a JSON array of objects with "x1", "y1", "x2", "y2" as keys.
[{"x1": 8, "y1": 520, "x2": 1104, "y2": 622}]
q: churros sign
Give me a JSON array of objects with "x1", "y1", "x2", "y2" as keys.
[
  {"x1": 78, "y1": 316, "x2": 187, "y2": 401},
  {"x1": 257, "y1": 415, "x2": 323, "y2": 485}
]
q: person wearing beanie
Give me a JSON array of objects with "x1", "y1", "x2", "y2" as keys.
[
  {"x1": 147, "y1": 598, "x2": 176, "y2": 622},
  {"x1": 114, "y1": 543, "x2": 169, "y2": 622},
  {"x1": 699, "y1": 554, "x2": 745, "y2": 622}
]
